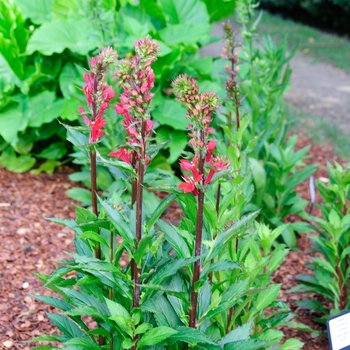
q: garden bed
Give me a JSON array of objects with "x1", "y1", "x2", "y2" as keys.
[{"x1": 0, "y1": 134, "x2": 345, "y2": 350}]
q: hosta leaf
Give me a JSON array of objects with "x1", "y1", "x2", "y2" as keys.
[
  {"x1": 158, "y1": 23, "x2": 211, "y2": 46},
  {"x1": 26, "y1": 19, "x2": 100, "y2": 55},
  {"x1": 15, "y1": 0, "x2": 53, "y2": 24},
  {"x1": 152, "y1": 99, "x2": 188, "y2": 130},
  {"x1": 202, "y1": 0, "x2": 236, "y2": 22},
  {"x1": 138, "y1": 326, "x2": 178, "y2": 348},
  {"x1": 28, "y1": 91, "x2": 64, "y2": 127},
  {"x1": 158, "y1": 0, "x2": 209, "y2": 25},
  {"x1": 66, "y1": 188, "x2": 92, "y2": 206},
  {"x1": 0, "y1": 105, "x2": 26, "y2": 144}
]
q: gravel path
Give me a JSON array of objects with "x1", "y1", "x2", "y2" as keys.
[{"x1": 202, "y1": 22, "x2": 350, "y2": 134}]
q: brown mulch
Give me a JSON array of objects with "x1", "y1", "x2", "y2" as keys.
[{"x1": 0, "y1": 134, "x2": 346, "y2": 349}]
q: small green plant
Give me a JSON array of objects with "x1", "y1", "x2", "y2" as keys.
[
  {"x1": 293, "y1": 162, "x2": 350, "y2": 323},
  {"x1": 29, "y1": 39, "x2": 303, "y2": 350}
]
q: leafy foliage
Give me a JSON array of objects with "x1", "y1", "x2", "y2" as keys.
[
  {"x1": 293, "y1": 162, "x2": 350, "y2": 323},
  {"x1": 1, "y1": 0, "x2": 234, "y2": 173}
]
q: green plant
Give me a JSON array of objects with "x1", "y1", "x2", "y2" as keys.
[
  {"x1": 29, "y1": 42, "x2": 303, "y2": 350},
  {"x1": 0, "y1": 0, "x2": 234, "y2": 173},
  {"x1": 213, "y1": 2, "x2": 316, "y2": 248},
  {"x1": 292, "y1": 162, "x2": 350, "y2": 323}
]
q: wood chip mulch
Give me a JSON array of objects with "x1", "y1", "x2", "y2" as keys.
[{"x1": 0, "y1": 134, "x2": 346, "y2": 349}]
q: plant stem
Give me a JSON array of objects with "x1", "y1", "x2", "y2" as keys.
[
  {"x1": 189, "y1": 136, "x2": 205, "y2": 329},
  {"x1": 132, "y1": 120, "x2": 147, "y2": 350},
  {"x1": 90, "y1": 150, "x2": 101, "y2": 260}
]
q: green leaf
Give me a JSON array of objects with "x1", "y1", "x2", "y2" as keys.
[
  {"x1": 224, "y1": 211, "x2": 260, "y2": 244},
  {"x1": 79, "y1": 231, "x2": 109, "y2": 247},
  {"x1": 158, "y1": 23, "x2": 211, "y2": 46},
  {"x1": 279, "y1": 339, "x2": 304, "y2": 350},
  {"x1": 37, "y1": 142, "x2": 67, "y2": 160},
  {"x1": 30, "y1": 160, "x2": 61, "y2": 174},
  {"x1": 65, "y1": 337, "x2": 100, "y2": 349},
  {"x1": 156, "y1": 126, "x2": 188, "y2": 164},
  {"x1": 202, "y1": 0, "x2": 236, "y2": 22},
  {"x1": 29, "y1": 294, "x2": 72, "y2": 311},
  {"x1": 26, "y1": 19, "x2": 100, "y2": 55},
  {"x1": 66, "y1": 188, "x2": 92, "y2": 206},
  {"x1": 255, "y1": 284, "x2": 281, "y2": 312},
  {"x1": 105, "y1": 298, "x2": 130, "y2": 318},
  {"x1": 152, "y1": 99, "x2": 188, "y2": 130},
  {"x1": 0, "y1": 105, "x2": 26, "y2": 144},
  {"x1": 134, "y1": 235, "x2": 153, "y2": 267},
  {"x1": 150, "y1": 257, "x2": 198, "y2": 285},
  {"x1": 158, "y1": 0, "x2": 210, "y2": 25},
  {"x1": 156, "y1": 220, "x2": 190, "y2": 259},
  {"x1": 15, "y1": 0, "x2": 53, "y2": 24},
  {"x1": 46, "y1": 313, "x2": 84, "y2": 338},
  {"x1": 98, "y1": 197, "x2": 134, "y2": 244},
  {"x1": 224, "y1": 339, "x2": 269, "y2": 350},
  {"x1": 138, "y1": 326, "x2": 178, "y2": 348},
  {"x1": 169, "y1": 326, "x2": 218, "y2": 345},
  {"x1": 147, "y1": 193, "x2": 177, "y2": 232},
  {"x1": 0, "y1": 147, "x2": 36, "y2": 172},
  {"x1": 220, "y1": 322, "x2": 251, "y2": 345},
  {"x1": 28, "y1": 91, "x2": 65, "y2": 128}
]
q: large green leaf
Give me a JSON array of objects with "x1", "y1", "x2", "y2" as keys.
[
  {"x1": 15, "y1": 0, "x2": 54, "y2": 24},
  {"x1": 0, "y1": 105, "x2": 27, "y2": 144},
  {"x1": 158, "y1": 0, "x2": 209, "y2": 25},
  {"x1": 201, "y1": 0, "x2": 236, "y2": 22},
  {"x1": 28, "y1": 91, "x2": 64, "y2": 127},
  {"x1": 0, "y1": 0, "x2": 27, "y2": 80},
  {"x1": 158, "y1": 23, "x2": 211, "y2": 46},
  {"x1": 152, "y1": 99, "x2": 188, "y2": 130},
  {"x1": 26, "y1": 19, "x2": 101, "y2": 55}
]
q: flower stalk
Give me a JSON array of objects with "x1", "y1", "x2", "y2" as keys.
[
  {"x1": 172, "y1": 75, "x2": 228, "y2": 330},
  {"x1": 109, "y1": 37, "x2": 160, "y2": 349}
]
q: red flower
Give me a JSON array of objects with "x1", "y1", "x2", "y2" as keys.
[
  {"x1": 109, "y1": 148, "x2": 133, "y2": 164},
  {"x1": 204, "y1": 157, "x2": 230, "y2": 184},
  {"x1": 178, "y1": 174, "x2": 203, "y2": 196},
  {"x1": 179, "y1": 159, "x2": 199, "y2": 177},
  {"x1": 205, "y1": 140, "x2": 216, "y2": 162},
  {"x1": 79, "y1": 106, "x2": 106, "y2": 143}
]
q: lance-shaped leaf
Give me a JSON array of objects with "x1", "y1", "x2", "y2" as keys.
[{"x1": 138, "y1": 326, "x2": 178, "y2": 348}]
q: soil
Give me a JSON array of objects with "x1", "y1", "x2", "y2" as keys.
[{"x1": 0, "y1": 132, "x2": 347, "y2": 350}]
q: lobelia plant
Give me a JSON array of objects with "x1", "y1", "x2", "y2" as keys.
[
  {"x1": 292, "y1": 162, "x2": 350, "y2": 323},
  {"x1": 29, "y1": 37, "x2": 303, "y2": 350}
]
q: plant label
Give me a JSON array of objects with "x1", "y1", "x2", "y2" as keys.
[{"x1": 327, "y1": 310, "x2": 350, "y2": 350}]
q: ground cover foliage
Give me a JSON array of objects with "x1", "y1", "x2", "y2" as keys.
[
  {"x1": 0, "y1": 0, "x2": 234, "y2": 173},
  {"x1": 2, "y1": 0, "x2": 349, "y2": 348}
]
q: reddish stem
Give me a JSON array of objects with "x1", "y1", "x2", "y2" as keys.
[
  {"x1": 189, "y1": 135, "x2": 205, "y2": 329},
  {"x1": 132, "y1": 120, "x2": 147, "y2": 350}
]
